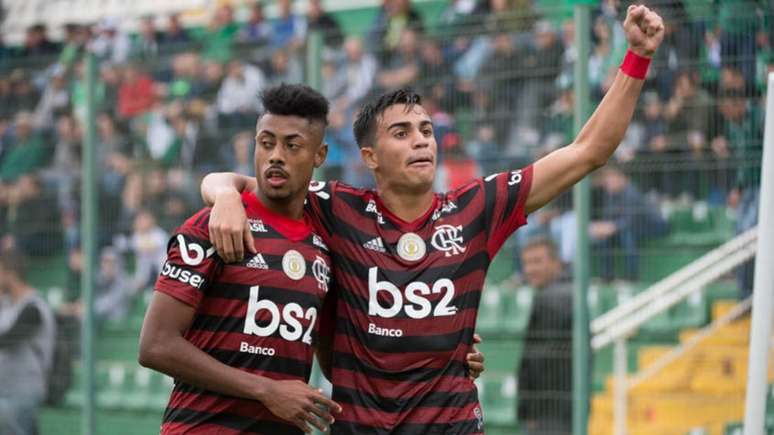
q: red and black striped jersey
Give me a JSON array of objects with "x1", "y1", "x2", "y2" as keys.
[
  {"x1": 155, "y1": 191, "x2": 332, "y2": 435},
  {"x1": 307, "y1": 166, "x2": 533, "y2": 434}
]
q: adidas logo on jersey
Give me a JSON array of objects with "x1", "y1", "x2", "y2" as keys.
[
  {"x1": 246, "y1": 254, "x2": 269, "y2": 269},
  {"x1": 363, "y1": 237, "x2": 386, "y2": 253}
]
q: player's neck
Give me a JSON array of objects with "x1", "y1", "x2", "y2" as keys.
[
  {"x1": 253, "y1": 189, "x2": 305, "y2": 221},
  {"x1": 377, "y1": 187, "x2": 435, "y2": 223}
]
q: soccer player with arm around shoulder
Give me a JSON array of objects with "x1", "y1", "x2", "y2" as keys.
[
  {"x1": 138, "y1": 84, "x2": 341, "y2": 435},
  {"x1": 200, "y1": 5, "x2": 663, "y2": 433}
]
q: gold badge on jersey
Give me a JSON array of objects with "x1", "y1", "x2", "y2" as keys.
[
  {"x1": 397, "y1": 232, "x2": 426, "y2": 262},
  {"x1": 282, "y1": 250, "x2": 306, "y2": 280}
]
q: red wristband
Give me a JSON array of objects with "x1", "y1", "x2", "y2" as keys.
[{"x1": 620, "y1": 49, "x2": 651, "y2": 80}]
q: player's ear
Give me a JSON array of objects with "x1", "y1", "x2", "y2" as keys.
[
  {"x1": 360, "y1": 146, "x2": 377, "y2": 170},
  {"x1": 314, "y1": 142, "x2": 328, "y2": 168}
]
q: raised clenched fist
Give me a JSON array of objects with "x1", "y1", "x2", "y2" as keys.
[{"x1": 623, "y1": 4, "x2": 665, "y2": 58}]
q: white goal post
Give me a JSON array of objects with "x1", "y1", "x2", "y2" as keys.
[{"x1": 743, "y1": 72, "x2": 774, "y2": 435}]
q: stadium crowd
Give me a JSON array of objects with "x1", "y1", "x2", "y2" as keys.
[{"x1": 0, "y1": 0, "x2": 768, "y2": 322}]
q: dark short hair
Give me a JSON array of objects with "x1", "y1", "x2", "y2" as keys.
[
  {"x1": 260, "y1": 83, "x2": 329, "y2": 126},
  {"x1": 0, "y1": 248, "x2": 28, "y2": 279},
  {"x1": 521, "y1": 236, "x2": 559, "y2": 260},
  {"x1": 353, "y1": 88, "x2": 422, "y2": 148}
]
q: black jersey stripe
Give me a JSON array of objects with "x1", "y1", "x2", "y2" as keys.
[
  {"x1": 333, "y1": 351, "x2": 469, "y2": 382},
  {"x1": 204, "y1": 282, "x2": 324, "y2": 306},
  {"x1": 332, "y1": 385, "x2": 479, "y2": 414},
  {"x1": 203, "y1": 348, "x2": 310, "y2": 377},
  {"x1": 331, "y1": 418, "x2": 482, "y2": 435},
  {"x1": 163, "y1": 407, "x2": 302, "y2": 435}
]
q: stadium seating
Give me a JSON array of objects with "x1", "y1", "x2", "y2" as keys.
[{"x1": 589, "y1": 299, "x2": 763, "y2": 435}]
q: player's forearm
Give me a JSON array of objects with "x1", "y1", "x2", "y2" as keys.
[
  {"x1": 201, "y1": 172, "x2": 253, "y2": 206},
  {"x1": 139, "y1": 334, "x2": 271, "y2": 403},
  {"x1": 572, "y1": 70, "x2": 644, "y2": 168}
]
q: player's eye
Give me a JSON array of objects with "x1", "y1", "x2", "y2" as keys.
[
  {"x1": 260, "y1": 140, "x2": 273, "y2": 148},
  {"x1": 422, "y1": 128, "x2": 433, "y2": 137},
  {"x1": 287, "y1": 143, "x2": 301, "y2": 150},
  {"x1": 394, "y1": 130, "x2": 407, "y2": 139}
]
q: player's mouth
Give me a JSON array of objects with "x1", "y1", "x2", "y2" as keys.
[
  {"x1": 264, "y1": 167, "x2": 289, "y2": 188},
  {"x1": 407, "y1": 156, "x2": 434, "y2": 168}
]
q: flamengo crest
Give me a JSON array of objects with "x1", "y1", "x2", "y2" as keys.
[{"x1": 431, "y1": 225, "x2": 466, "y2": 257}]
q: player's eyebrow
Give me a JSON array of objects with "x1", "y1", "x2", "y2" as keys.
[
  {"x1": 256, "y1": 130, "x2": 304, "y2": 141},
  {"x1": 387, "y1": 120, "x2": 433, "y2": 131}
]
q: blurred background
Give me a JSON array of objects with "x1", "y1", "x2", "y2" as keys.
[{"x1": 0, "y1": 0, "x2": 769, "y2": 434}]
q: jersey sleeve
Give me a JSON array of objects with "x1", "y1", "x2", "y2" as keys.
[
  {"x1": 304, "y1": 180, "x2": 337, "y2": 240},
  {"x1": 481, "y1": 165, "x2": 533, "y2": 257},
  {"x1": 154, "y1": 208, "x2": 223, "y2": 309}
]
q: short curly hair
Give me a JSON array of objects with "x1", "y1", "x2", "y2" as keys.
[{"x1": 260, "y1": 83, "x2": 329, "y2": 126}]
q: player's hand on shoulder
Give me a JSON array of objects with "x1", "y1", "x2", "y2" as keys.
[
  {"x1": 623, "y1": 4, "x2": 665, "y2": 58},
  {"x1": 208, "y1": 190, "x2": 256, "y2": 263},
  {"x1": 260, "y1": 379, "x2": 342, "y2": 434}
]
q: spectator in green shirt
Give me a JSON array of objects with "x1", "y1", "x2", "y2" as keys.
[{"x1": 0, "y1": 112, "x2": 45, "y2": 183}]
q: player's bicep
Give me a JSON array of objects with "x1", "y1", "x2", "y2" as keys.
[
  {"x1": 526, "y1": 143, "x2": 596, "y2": 214},
  {"x1": 142, "y1": 291, "x2": 196, "y2": 338}
]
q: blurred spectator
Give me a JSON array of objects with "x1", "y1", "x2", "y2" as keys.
[
  {"x1": 516, "y1": 237, "x2": 572, "y2": 435},
  {"x1": 479, "y1": 32, "x2": 523, "y2": 144},
  {"x1": 163, "y1": 14, "x2": 191, "y2": 48},
  {"x1": 43, "y1": 115, "x2": 82, "y2": 212},
  {"x1": 226, "y1": 131, "x2": 255, "y2": 176},
  {"x1": 96, "y1": 113, "x2": 132, "y2": 204},
  {"x1": 367, "y1": 0, "x2": 424, "y2": 61},
  {"x1": 166, "y1": 52, "x2": 201, "y2": 101},
  {"x1": 238, "y1": 2, "x2": 271, "y2": 46},
  {"x1": 132, "y1": 15, "x2": 163, "y2": 61},
  {"x1": 70, "y1": 61, "x2": 106, "y2": 124},
  {"x1": 589, "y1": 14, "x2": 626, "y2": 100},
  {"x1": 117, "y1": 63, "x2": 157, "y2": 120},
  {"x1": 591, "y1": 166, "x2": 668, "y2": 282},
  {"x1": 33, "y1": 68, "x2": 70, "y2": 127},
  {"x1": 0, "y1": 249, "x2": 55, "y2": 435},
  {"x1": 647, "y1": 0, "x2": 700, "y2": 99},
  {"x1": 661, "y1": 71, "x2": 714, "y2": 197},
  {"x1": 90, "y1": 18, "x2": 132, "y2": 65},
  {"x1": 377, "y1": 28, "x2": 420, "y2": 91},
  {"x1": 197, "y1": 5, "x2": 239, "y2": 63},
  {"x1": 145, "y1": 102, "x2": 198, "y2": 169},
  {"x1": 418, "y1": 38, "x2": 454, "y2": 109},
  {"x1": 714, "y1": 86, "x2": 763, "y2": 300},
  {"x1": 329, "y1": 37, "x2": 376, "y2": 113},
  {"x1": 438, "y1": 131, "x2": 480, "y2": 190},
  {"x1": 271, "y1": 0, "x2": 307, "y2": 52},
  {"x1": 20, "y1": 24, "x2": 60, "y2": 58},
  {"x1": 58, "y1": 24, "x2": 89, "y2": 70},
  {"x1": 713, "y1": 0, "x2": 766, "y2": 86},
  {"x1": 264, "y1": 49, "x2": 303, "y2": 87},
  {"x1": 216, "y1": 60, "x2": 266, "y2": 127},
  {"x1": 515, "y1": 21, "x2": 563, "y2": 134},
  {"x1": 8, "y1": 70, "x2": 40, "y2": 113},
  {"x1": 307, "y1": 0, "x2": 344, "y2": 52},
  {"x1": 123, "y1": 209, "x2": 167, "y2": 293},
  {"x1": 1, "y1": 175, "x2": 61, "y2": 256},
  {"x1": 198, "y1": 60, "x2": 225, "y2": 102},
  {"x1": 93, "y1": 247, "x2": 133, "y2": 323},
  {"x1": 123, "y1": 166, "x2": 193, "y2": 231},
  {"x1": 0, "y1": 112, "x2": 46, "y2": 183}
]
